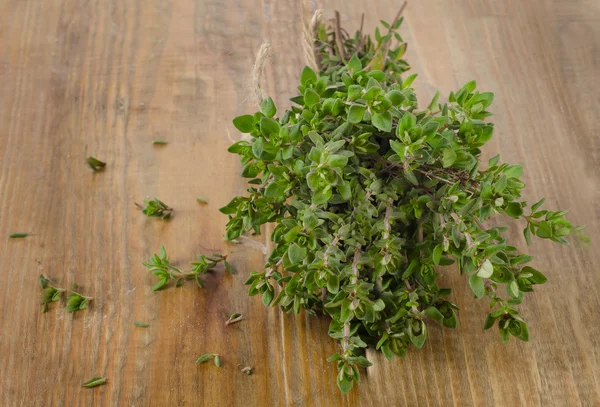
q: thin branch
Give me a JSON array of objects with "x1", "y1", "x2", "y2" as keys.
[
  {"x1": 473, "y1": 217, "x2": 487, "y2": 231},
  {"x1": 352, "y1": 244, "x2": 361, "y2": 285},
  {"x1": 356, "y1": 13, "x2": 366, "y2": 53},
  {"x1": 365, "y1": 1, "x2": 407, "y2": 70},
  {"x1": 334, "y1": 11, "x2": 346, "y2": 62},
  {"x1": 376, "y1": 198, "x2": 394, "y2": 293}
]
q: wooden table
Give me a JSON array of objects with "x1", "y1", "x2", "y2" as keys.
[{"x1": 1, "y1": 0, "x2": 598, "y2": 405}]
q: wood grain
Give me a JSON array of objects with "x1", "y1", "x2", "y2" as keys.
[{"x1": 0, "y1": 0, "x2": 598, "y2": 405}]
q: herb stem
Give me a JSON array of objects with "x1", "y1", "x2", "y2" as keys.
[{"x1": 377, "y1": 198, "x2": 394, "y2": 292}]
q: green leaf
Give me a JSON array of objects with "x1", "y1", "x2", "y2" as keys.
[
  {"x1": 86, "y1": 156, "x2": 106, "y2": 172},
  {"x1": 152, "y1": 278, "x2": 168, "y2": 291},
  {"x1": 262, "y1": 288, "x2": 274, "y2": 306},
  {"x1": 348, "y1": 85, "x2": 362, "y2": 101},
  {"x1": 402, "y1": 73, "x2": 418, "y2": 89},
  {"x1": 195, "y1": 354, "x2": 213, "y2": 364},
  {"x1": 372, "y1": 111, "x2": 392, "y2": 132},
  {"x1": 514, "y1": 321, "x2": 529, "y2": 341},
  {"x1": 252, "y1": 137, "x2": 264, "y2": 158},
  {"x1": 304, "y1": 88, "x2": 320, "y2": 107},
  {"x1": 327, "y1": 274, "x2": 340, "y2": 294},
  {"x1": 347, "y1": 104, "x2": 366, "y2": 124},
  {"x1": 531, "y1": 198, "x2": 545, "y2": 212},
  {"x1": 328, "y1": 154, "x2": 348, "y2": 168},
  {"x1": 397, "y1": 112, "x2": 416, "y2": 137},
  {"x1": 424, "y1": 306, "x2": 444, "y2": 321},
  {"x1": 260, "y1": 96, "x2": 277, "y2": 118},
  {"x1": 488, "y1": 154, "x2": 500, "y2": 167},
  {"x1": 288, "y1": 243, "x2": 307, "y2": 264},
  {"x1": 312, "y1": 188, "x2": 332, "y2": 205},
  {"x1": 9, "y1": 232, "x2": 29, "y2": 238},
  {"x1": 233, "y1": 115, "x2": 254, "y2": 133},
  {"x1": 264, "y1": 182, "x2": 286, "y2": 198},
  {"x1": 39, "y1": 274, "x2": 48, "y2": 289},
  {"x1": 409, "y1": 320, "x2": 427, "y2": 348},
  {"x1": 133, "y1": 321, "x2": 149, "y2": 328},
  {"x1": 477, "y1": 259, "x2": 494, "y2": 278},
  {"x1": 337, "y1": 376, "x2": 354, "y2": 394},
  {"x1": 300, "y1": 66, "x2": 317, "y2": 86},
  {"x1": 347, "y1": 54, "x2": 362, "y2": 73},
  {"x1": 82, "y1": 377, "x2": 107, "y2": 388},
  {"x1": 505, "y1": 202, "x2": 523, "y2": 218},
  {"x1": 442, "y1": 148, "x2": 457, "y2": 168},
  {"x1": 523, "y1": 226, "x2": 531, "y2": 244},
  {"x1": 504, "y1": 165, "x2": 523, "y2": 179},
  {"x1": 260, "y1": 117, "x2": 280, "y2": 137},
  {"x1": 507, "y1": 280, "x2": 520, "y2": 298},
  {"x1": 469, "y1": 275, "x2": 485, "y2": 299},
  {"x1": 483, "y1": 314, "x2": 497, "y2": 330},
  {"x1": 536, "y1": 221, "x2": 553, "y2": 238},
  {"x1": 427, "y1": 91, "x2": 440, "y2": 111},
  {"x1": 522, "y1": 266, "x2": 547, "y2": 284},
  {"x1": 432, "y1": 244, "x2": 443, "y2": 265}
]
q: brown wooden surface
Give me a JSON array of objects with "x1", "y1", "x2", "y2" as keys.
[{"x1": 0, "y1": 0, "x2": 599, "y2": 405}]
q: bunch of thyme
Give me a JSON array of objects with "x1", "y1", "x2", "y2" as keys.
[{"x1": 222, "y1": 10, "x2": 586, "y2": 393}]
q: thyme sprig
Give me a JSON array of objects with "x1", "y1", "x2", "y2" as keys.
[{"x1": 143, "y1": 246, "x2": 229, "y2": 290}]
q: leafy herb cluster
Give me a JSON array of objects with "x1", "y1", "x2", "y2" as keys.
[
  {"x1": 222, "y1": 13, "x2": 585, "y2": 393},
  {"x1": 139, "y1": 198, "x2": 173, "y2": 220},
  {"x1": 143, "y1": 246, "x2": 231, "y2": 291},
  {"x1": 39, "y1": 274, "x2": 92, "y2": 313}
]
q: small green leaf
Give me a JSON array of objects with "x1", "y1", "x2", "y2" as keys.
[
  {"x1": 196, "y1": 354, "x2": 213, "y2": 364},
  {"x1": 469, "y1": 275, "x2": 485, "y2": 299},
  {"x1": 260, "y1": 96, "x2": 277, "y2": 118},
  {"x1": 304, "y1": 88, "x2": 320, "y2": 107},
  {"x1": 386, "y1": 90, "x2": 405, "y2": 106},
  {"x1": 505, "y1": 202, "x2": 523, "y2": 218},
  {"x1": 300, "y1": 66, "x2": 317, "y2": 86},
  {"x1": 522, "y1": 266, "x2": 547, "y2": 284},
  {"x1": 288, "y1": 243, "x2": 307, "y2": 264},
  {"x1": 347, "y1": 104, "x2": 366, "y2": 124},
  {"x1": 432, "y1": 244, "x2": 443, "y2": 265},
  {"x1": 347, "y1": 54, "x2": 362, "y2": 73},
  {"x1": 82, "y1": 377, "x2": 106, "y2": 388},
  {"x1": 328, "y1": 154, "x2": 348, "y2": 168},
  {"x1": 409, "y1": 320, "x2": 427, "y2": 348},
  {"x1": 264, "y1": 182, "x2": 286, "y2": 198},
  {"x1": 424, "y1": 306, "x2": 444, "y2": 321},
  {"x1": 9, "y1": 232, "x2": 29, "y2": 238},
  {"x1": 504, "y1": 165, "x2": 523, "y2": 179},
  {"x1": 483, "y1": 314, "x2": 497, "y2": 330},
  {"x1": 372, "y1": 111, "x2": 392, "y2": 132},
  {"x1": 262, "y1": 288, "x2": 274, "y2": 306},
  {"x1": 133, "y1": 321, "x2": 149, "y2": 328},
  {"x1": 152, "y1": 140, "x2": 168, "y2": 145},
  {"x1": 327, "y1": 274, "x2": 340, "y2": 294},
  {"x1": 477, "y1": 259, "x2": 494, "y2": 278},
  {"x1": 531, "y1": 198, "x2": 545, "y2": 212},
  {"x1": 337, "y1": 376, "x2": 354, "y2": 394},
  {"x1": 402, "y1": 73, "x2": 418, "y2": 89},
  {"x1": 232, "y1": 115, "x2": 254, "y2": 133},
  {"x1": 507, "y1": 280, "x2": 520, "y2": 298},
  {"x1": 86, "y1": 156, "x2": 106, "y2": 172},
  {"x1": 260, "y1": 117, "x2": 280, "y2": 137},
  {"x1": 197, "y1": 197, "x2": 208, "y2": 204},
  {"x1": 442, "y1": 148, "x2": 457, "y2": 168}
]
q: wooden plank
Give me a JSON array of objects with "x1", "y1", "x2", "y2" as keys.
[{"x1": 0, "y1": 0, "x2": 598, "y2": 405}]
